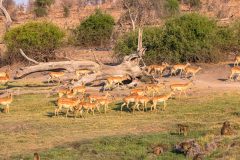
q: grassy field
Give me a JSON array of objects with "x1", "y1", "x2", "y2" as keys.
[{"x1": 0, "y1": 91, "x2": 240, "y2": 159}]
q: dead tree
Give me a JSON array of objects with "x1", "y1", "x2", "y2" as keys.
[
  {"x1": 15, "y1": 46, "x2": 147, "y2": 85},
  {"x1": 0, "y1": 0, "x2": 13, "y2": 31}
]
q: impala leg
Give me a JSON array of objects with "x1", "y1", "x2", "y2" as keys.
[
  {"x1": 121, "y1": 103, "x2": 126, "y2": 112},
  {"x1": 66, "y1": 109, "x2": 69, "y2": 118},
  {"x1": 163, "y1": 101, "x2": 166, "y2": 111}
]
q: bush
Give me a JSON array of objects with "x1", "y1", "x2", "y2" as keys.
[
  {"x1": 164, "y1": 0, "x2": 179, "y2": 16},
  {"x1": 34, "y1": 0, "x2": 54, "y2": 17},
  {"x1": 4, "y1": 22, "x2": 64, "y2": 62},
  {"x1": 74, "y1": 9, "x2": 115, "y2": 47},
  {"x1": 115, "y1": 13, "x2": 235, "y2": 63}
]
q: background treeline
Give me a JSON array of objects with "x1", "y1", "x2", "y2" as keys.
[{"x1": 3, "y1": 10, "x2": 240, "y2": 64}]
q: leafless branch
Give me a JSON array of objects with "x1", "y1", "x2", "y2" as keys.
[{"x1": 19, "y1": 49, "x2": 39, "y2": 64}]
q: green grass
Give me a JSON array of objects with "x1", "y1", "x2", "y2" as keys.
[{"x1": 0, "y1": 92, "x2": 239, "y2": 159}]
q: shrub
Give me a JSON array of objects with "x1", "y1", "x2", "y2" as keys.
[
  {"x1": 4, "y1": 22, "x2": 64, "y2": 62},
  {"x1": 34, "y1": 0, "x2": 54, "y2": 17},
  {"x1": 164, "y1": 0, "x2": 179, "y2": 16},
  {"x1": 74, "y1": 9, "x2": 115, "y2": 47},
  {"x1": 115, "y1": 13, "x2": 234, "y2": 64}
]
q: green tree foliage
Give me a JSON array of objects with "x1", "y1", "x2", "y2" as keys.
[
  {"x1": 115, "y1": 13, "x2": 238, "y2": 64},
  {"x1": 4, "y1": 22, "x2": 64, "y2": 62},
  {"x1": 74, "y1": 10, "x2": 115, "y2": 47}
]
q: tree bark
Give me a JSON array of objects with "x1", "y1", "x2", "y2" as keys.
[{"x1": 0, "y1": 0, "x2": 12, "y2": 31}]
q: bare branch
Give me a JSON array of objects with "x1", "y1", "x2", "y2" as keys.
[
  {"x1": 0, "y1": 0, "x2": 12, "y2": 30},
  {"x1": 19, "y1": 49, "x2": 40, "y2": 64},
  {"x1": 90, "y1": 49, "x2": 104, "y2": 67}
]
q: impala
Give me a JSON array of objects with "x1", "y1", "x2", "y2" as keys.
[
  {"x1": 48, "y1": 72, "x2": 65, "y2": 84},
  {"x1": 89, "y1": 92, "x2": 110, "y2": 103},
  {"x1": 72, "y1": 85, "x2": 86, "y2": 96},
  {"x1": 105, "y1": 75, "x2": 130, "y2": 90},
  {"x1": 130, "y1": 88, "x2": 145, "y2": 96},
  {"x1": 134, "y1": 96, "x2": 151, "y2": 112},
  {"x1": 75, "y1": 69, "x2": 93, "y2": 80},
  {"x1": 97, "y1": 98, "x2": 112, "y2": 114},
  {"x1": 234, "y1": 55, "x2": 240, "y2": 66},
  {"x1": 171, "y1": 63, "x2": 191, "y2": 76},
  {"x1": 170, "y1": 81, "x2": 193, "y2": 98},
  {"x1": 145, "y1": 83, "x2": 165, "y2": 97},
  {"x1": 0, "y1": 73, "x2": 10, "y2": 85},
  {"x1": 80, "y1": 102, "x2": 100, "y2": 115},
  {"x1": 150, "y1": 92, "x2": 174, "y2": 111},
  {"x1": 153, "y1": 62, "x2": 170, "y2": 76},
  {"x1": 120, "y1": 94, "x2": 139, "y2": 112},
  {"x1": 58, "y1": 87, "x2": 72, "y2": 98},
  {"x1": 184, "y1": 66, "x2": 202, "y2": 79},
  {"x1": 0, "y1": 93, "x2": 13, "y2": 113},
  {"x1": 55, "y1": 97, "x2": 80, "y2": 117},
  {"x1": 229, "y1": 66, "x2": 240, "y2": 80}
]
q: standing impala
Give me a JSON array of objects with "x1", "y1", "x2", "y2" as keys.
[
  {"x1": 151, "y1": 92, "x2": 174, "y2": 111},
  {"x1": 184, "y1": 66, "x2": 202, "y2": 79},
  {"x1": 0, "y1": 93, "x2": 13, "y2": 113},
  {"x1": 105, "y1": 75, "x2": 130, "y2": 90},
  {"x1": 75, "y1": 69, "x2": 93, "y2": 80},
  {"x1": 48, "y1": 72, "x2": 65, "y2": 84},
  {"x1": 171, "y1": 63, "x2": 191, "y2": 76},
  {"x1": 55, "y1": 97, "x2": 80, "y2": 117},
  {"x1": 72, "y1": 85, "x2": 86, "y2": 96},
  {"x1": 170, "y1": 81, "x2": 193, "y2": 98},
  {"x1": 89, "y1": 92, "x2": 111, "y2": 103},
  {"x1": 121, "y1": 94, "x2": 139, "y2": 112},
  {"x1": 134, "y1": 96, "x2": 151, "y2": 112},
  {"x1": 229, "y1": 66, "x2": 240, "y2": 80},
  {"x1": 234, "y1": 55, "x2": 240, "y2": 66},
  {"x1": 153, "y1": 62, "x2": 170, "y2": 76},
  {"x1": 0, "y1": 73, "x2": 10, "y2": 85}
]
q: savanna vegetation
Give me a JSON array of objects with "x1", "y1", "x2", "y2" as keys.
[
  {"x1": 0, "y1": 91, "x2": 238, "y2": 159},
  {"x1": 4, "y1": 21, "x2": 64, "y2": 62},
  {"x1": 115, "y1": 13, "x2": 240, "y2": 64}
]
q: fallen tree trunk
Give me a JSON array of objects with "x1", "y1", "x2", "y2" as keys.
[{"x1": 15, "y1": 60, "x2": 101, "y2": 79}]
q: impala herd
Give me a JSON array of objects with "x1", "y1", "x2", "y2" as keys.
[{"x1": 0, "y1": 56, "x2": 240, "y2": 117}]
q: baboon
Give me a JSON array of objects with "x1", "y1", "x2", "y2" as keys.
[
  {"x1": 33, "y1": 152, "x2": 40, "y2": 160},
  {"x1": 153, "y1": 146, "x2": 164, "y2": 156},
  {"x1": 221, "y1": 121, "x2": 234, "y2": 135},
  {"x1": 177, "y1": 124, "x2": 189, "y2": 136}
]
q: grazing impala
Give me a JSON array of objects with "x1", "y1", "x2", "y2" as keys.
[
  {"x1": 151, "y1": 92, "x2": 174, "y2": 111},
  {"x1": 55, "y1": 97, "x2": 80, "y2": 117},
  {"x1": 121, "y1": 94, "x2": 139, "y2": 112},
  {"x1": 0, "y1": 73, "x2": 10, "y2": 85},
  {"x1": 171, "y1": 63, "x2": 191, "y2": 76},
  {"x1": 229, "y1": 66, "x2": 240, "y2": 80},
  {"x1": 0, "y1": 93, "x2": 13, "y2": 113},
  {"x1": 75, "y1": 69, "x2": 93, "y2": 80},
  {"x1": 170, "y1": 81, "x2": 193, "y2": 98},
  {"x1": 134, "y1": 96, "x2": 151, "y2": 112},
  {"x1": 48, "y1": 72, "x2": 65, "y2": 84},
  {"x1": 89, "y1": 92, "x2": 110, "y2": 103},
  {"x1": 234, "y1": 55, "x2": 240, "y2": 66},
  {"x1": 105, "y1": 75, "x2": 131, "y2": 90},
  {"x1": 184, "y1": 66, "x2": 202, "y2": 79}
]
